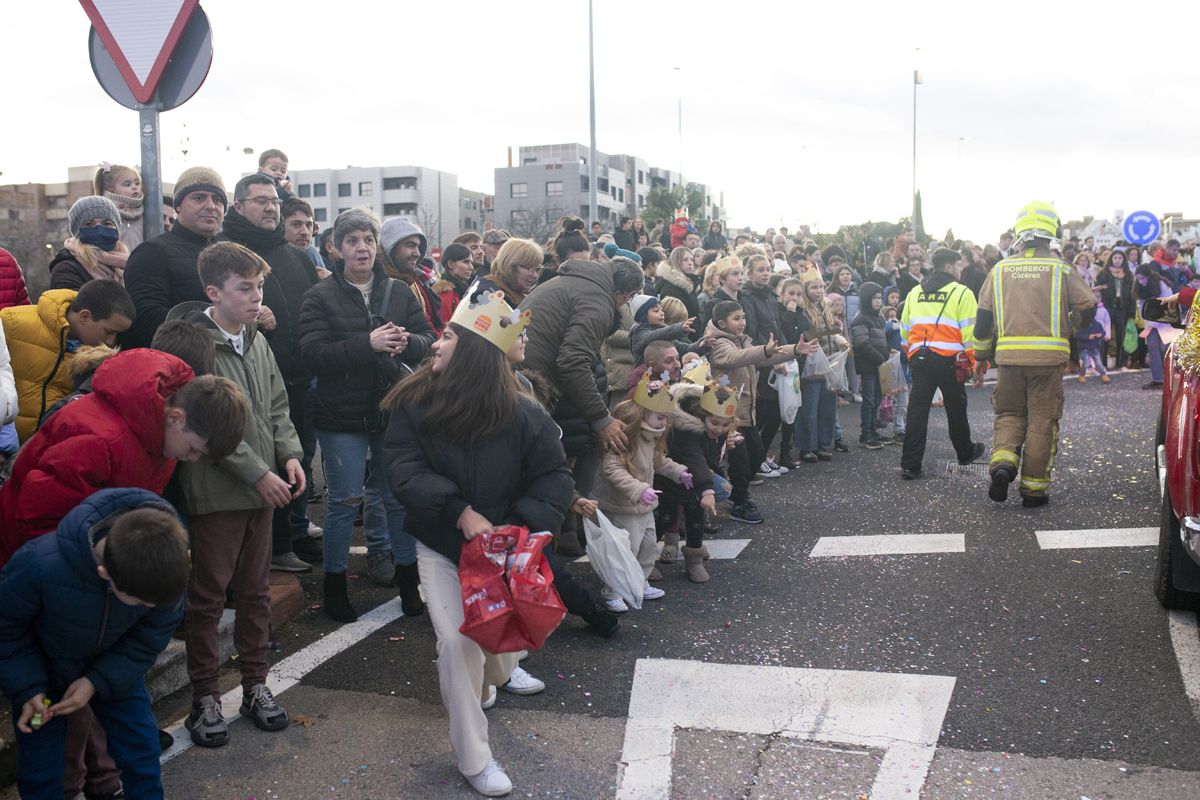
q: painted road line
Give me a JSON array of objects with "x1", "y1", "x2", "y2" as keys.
[
  {"x1": 809, "y1": 534, "x2": 965, "y2": 558},
  {"x1": 1035, "y1": 528, "x2": 1157, "y2": 550},
  {"x1": 1169, "y1": 611, "x2": 1200, "y2": 721},
  {"x1": 160, "y1": 598, "x2": 405, "y2": 764},
  {"x1": 575, "y1": 539, "x2": 751, "y2": 564},
  {"x1": 616, "y1": 658, "x2": 956, "y2": 800}
]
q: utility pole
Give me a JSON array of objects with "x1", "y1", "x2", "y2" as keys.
[
  {"x1": 912, "y1": 64, "x2": 921, "y2": 240},
  {"x1": 587, "y1": 0, "x2": 598, "y2": 228}
]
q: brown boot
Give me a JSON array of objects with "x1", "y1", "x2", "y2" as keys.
[{"x1": 682, "y1": 546, "x2": 709, "y2": 583}]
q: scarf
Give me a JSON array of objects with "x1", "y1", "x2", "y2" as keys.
[
  {"x1": 65, "y1": 238, "x2": 129, "y2": 284},
  {"x1": 221, "y1": 207, "x2": 287, "y2": 252},
  {"x1": 104, "y1": 190, "x2": 143, "y2": 221}
]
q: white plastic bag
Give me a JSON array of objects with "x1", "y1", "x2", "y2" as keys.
[
  {"x1": 878, "y1": 351, "x2": 902, "y2": 396},
  {"x1": 800, "y1": 345, "x2": 831, "y2": 379},
  {"x1": 826, "y1": 349, "x2": 849, "y2": 393},
  {"x1": 769, "y1": 361, "x2": 802, "y2": 424},
  {"x1": 583, "y1": 510, "x2": 647, "y2": 609}
]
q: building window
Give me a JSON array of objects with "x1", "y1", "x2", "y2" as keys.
[
  {"x1": 359, "y1": 181, "x2": 373, "y2": 196},
  {"x1": 580, "y1": 176, "x2": 589, "y2": 191},
  {"x1": 337, "y1": 183, "x2": 351, "y2": 197},
  {"x1": 638, "y1": 194, "x2": 644, "y2": 208},
  {"x1": 618, "y1": 188, "x2": 624, "y2": 202},
  {"x1": 637, "y1": 169, "x2": 644, "y2": 184},
  {"x1": 314, "y1": 208, "x2": 327, "y2": 222},
  {"x1": 313, "y1": 183, "x2": 327, "y2": 197},
  {"x1": 338, "y1": 207, "x2": 350, "y2": 214},
  {"x1": 298, "y1": 184, "x2": 311, "y2": 198},
  {"x1": 546, "y1": 208, "x2": 563, "y2": 223},
  {"x1": 546, "y1": 181, "x2": 563, "y2": 197},
  {"x1": 382, "y1": 177, "x2": 416, "y2": 191},
  {"x1": 510, "y1": 210, "x2": 530, "y2": 227},
  {"x1": 7, "y1": 209, "x2": 19, "y2": 221},
  {"x1": 383, "y1": 202, "x2": 417, "y2": 216},
  {"x1": 510, "y1": 183, "x2": 528, "y2": 199}
]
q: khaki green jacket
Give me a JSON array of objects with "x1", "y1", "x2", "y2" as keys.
[{"x1": 171, "y1": 304, "x2": 302, "y2": 516}]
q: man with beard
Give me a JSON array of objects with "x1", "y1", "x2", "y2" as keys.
[
  {"x1": 220, "y1": 174, "x2": 320, "y2": 571},
  {"x1": 380, "y1": 218, "x2": 443, "y2": 333}
]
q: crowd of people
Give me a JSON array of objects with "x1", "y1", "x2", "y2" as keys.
[{"x1": 0, "y1": 153, "x2": 1190, "y2": 799}]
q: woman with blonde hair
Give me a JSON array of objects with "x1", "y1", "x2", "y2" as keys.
[
  {"x1": 48, "y1": 196, "x2": 129, "y2": 289},
  {"x1": 654, "y1": 246, "x2": 701, "y2": 320},
  {"x1": 94, "y1": 162, "x2": 144, "y2": 250},
  {"x1": 469, "y1": 237, "x2": 545, "y2": 306}
]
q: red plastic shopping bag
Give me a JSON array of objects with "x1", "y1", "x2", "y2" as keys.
[
  {"x1": 458, "y1": 527, "x2": 523, "y2": 653},
  {"x1": 508, "y1": 529, "x2": 566, "y2": 650}
]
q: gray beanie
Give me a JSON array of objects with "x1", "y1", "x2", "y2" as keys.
[
  {"x1": 380, "y1": 217, "x2": 428, "y2": 258},
  {"x1": 68, "y1": 195, "x2": 122, "y2": 238}
]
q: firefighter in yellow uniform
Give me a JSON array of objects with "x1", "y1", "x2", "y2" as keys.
[{"x1": 973, "y1": 201, "x2": 1095, "y2": 507}]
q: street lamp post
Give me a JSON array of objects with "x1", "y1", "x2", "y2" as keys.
[
  {"x1": 912, "y1": 64, "x2": 921, "y2": 239},
  {"x1": 674, "y1": 66, "x2": 682, "y2": 180},
  {"x1": 587, "y1": 0, "x2": 598, "y2": 228}
]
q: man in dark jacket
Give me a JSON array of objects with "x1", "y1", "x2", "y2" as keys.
[
  {"x1": 220, "y1": 174, "x2": 321, "y2": 571},
  {"x1": 0, "y1": 488, "x2": 188, "y2": 800},
  {"x1": 850, "y1": 282, "x2": 891, "y2": 449},
  {"x1": 121, "y1": 166, "x2": 227, "y2": 348},
  {"x1": 380, "y1": 218, "x2": 442, "y2": 332}
]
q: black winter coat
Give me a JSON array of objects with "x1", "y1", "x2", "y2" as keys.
[
  {"x1": 849, "y1": 283, "x2": 889, "y2": 375},
  {"x1": 741, "y1": 285, "x2": 782, "y2": 346},
  {"x1": 219, "y1": 210, "x2": 318, "y2": 384},
  {"x1": 1095, "y1": 269, "x2": 1135, "y2": 316},
  {"x1": 299, "y1": 262, "x2": 434, "y2": 433},
  {"x1": 653, "y1": 262, "x2": 701, "y2": 326},
  {"x1": 384, "y1": 396, "x2": 574, "y2": 565},
  {"x1": 121, "y1": 225, "x2": 213, "y2": 348}
]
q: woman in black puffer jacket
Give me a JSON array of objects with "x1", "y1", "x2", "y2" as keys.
[{"x1": 298, "y1": 208, "x2": 434, "y2": 622}]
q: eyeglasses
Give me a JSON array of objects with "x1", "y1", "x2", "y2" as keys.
[
  {"x1": 245, "y1": 197, "x2": 282, "y2": 207},
  {"x1": 515, "y1": 263, "x2": 541, "y2": 273}
]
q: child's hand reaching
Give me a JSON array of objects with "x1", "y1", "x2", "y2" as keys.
[
  {"x1": 682, "y1": 317, "x2": 697, "y2": 334},
  {"x1": 638, "y1": 488, "x2": 659, "y2": 507},
  {"x1": 571, "y1": 496, "x2": 599, "y2": 520},
  {"x1": 700, "y1": 492, "x2": 717, "y2": 516},
  {"x1": 764, "y1": 333, "x2": 779, "y2": 356},
  {"x1": 680, "y1": 471, "x2": 694, "y2": 490}
]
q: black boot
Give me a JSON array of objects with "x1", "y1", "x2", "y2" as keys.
[
  {"x1": 323, "y1": 572, "x2": 358, "y2": 623},
  {"x1": 580, "y1": 602, "x2": 619, "y2": 638},
  {"x1": 395, "y1": 562, "x2": 426, "y2": 617}
]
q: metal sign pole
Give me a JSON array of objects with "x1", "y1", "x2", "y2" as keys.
[{"x1": 139, "y1": 107, "x2": 165, "y2": 241}]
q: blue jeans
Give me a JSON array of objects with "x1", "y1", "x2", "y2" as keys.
[
  {"x1": 317, "y1": 428, "x2": 417, "y2": 573},
  {"x1": 713, "y1": 475, "x2": 732, "y2": 503},
  {"x1": 795, "y1": 380, "x2": 836, "y2": 452},
  {"x1": 859, "y1": 372, "x2": 880, "y2": 438},
  {"x1": 11, "y1": 684, "x2": 161, "y2": 800}
]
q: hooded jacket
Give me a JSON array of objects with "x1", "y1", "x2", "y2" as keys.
[
  {"x1": 299, "y1": 261, "x2": 434, "y2": 433},
  {"x1": 849, "y1": 282, "x2": 890, "y2": 375},
  {"x1": 384, "y1": 395, "x2": 574, "y2": 565},
  {"x1": 653, "y1": 260, "x2": 701, "y2": 322},
  {"x1": 520, "y1": 259, "x2": 620, "y2": 432},
  {"x1": 704, "y1": 319, "x2": 795, "y2": 426},
  {"x1": 219, "y1": 209, "x2": 319, "y2": 384},
  {"x1": 0, "y1": 349, "x2": 193, "y2": 564},
  {"x1": 0, "y1": 247, "x2": 30, "y2": 310},
  {"x1": 121, "y1": 224, "x2": 213, "y2": 348},
  {"x1": 1, "y1": 288, "x2": 76, "y2": 442},
  {"x1": 431, "y1": 271, "x2": 471, "y2": 327},
  {"x1": 0, "y1": 488, "x2": 184, "y2": 706},
  {"x1": 172, "y1": 305, "x2": 302, "y2": 515},
  {"x1": 664, "y1": 381, "x2": 726, "y2": 498}
]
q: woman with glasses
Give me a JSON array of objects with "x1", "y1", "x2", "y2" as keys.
[
  {"x1": 298, "y1": 208, "x2": 435, "y2": 623},
  {"x1": 49, "y1": 196, "x2": 129, "y2": 289},
  {"x1": 468, "y1": 237, "x2": 545, "y2": 306}
]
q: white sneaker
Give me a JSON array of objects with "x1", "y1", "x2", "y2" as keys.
[
  {"x1": 766, "y1": 458, "x2": 789, "y2": 475},
  {"x1": 601, "y1": 594, "x2": 629, "y2": 613},
  {"x1": 643, "y1": 586, "x2": 666, "y2": 601},
  {"x1": 307, "y1": 521, "x2": 323, "y2": 537},
  {"x1": 464, "y1": 759, "x2": 512, "y2": 796},
  {"x1": 481, "y1": 685, "x2": 497, "y2": 710},
  {"x1": 756, "y1": 462, "x2": 781, "y2": 478},
  {"x1": 500, "y1": 666, "x2": 545, "y2": 695}
]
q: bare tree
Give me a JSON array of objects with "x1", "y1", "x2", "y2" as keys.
[{"x1": 506, "y1": 203, "x2": 561, "y2": 245}]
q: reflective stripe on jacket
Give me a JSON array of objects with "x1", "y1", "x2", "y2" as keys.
[
  {"x1": 900, "y1": 279, "x2": 976, "y2": 363},
  {"x1": 975, "y1": 255, "x2": 1095, "y2": 366}
]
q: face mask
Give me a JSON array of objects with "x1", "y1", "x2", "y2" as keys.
[{"x1": 79, "y1": 225, "x2": 120, "y2": 252}]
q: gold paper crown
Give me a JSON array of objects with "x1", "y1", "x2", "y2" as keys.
[
  {"x1": 796, "y1": 265, "x2": 823, "y2": 286},
  {"x1": 632, "y1": 370, "x2": 676, "y2": 414},
  {"x1": 712, "y1": 255, "x2": 742, "y2": 276},
  {"x1": 700, "y1": 376, "x2": 739, "y2": 418},
  {"x1": 449, "y1": 291, "x2": 531, "y2": 353},
  {"x1": 683, "y1": 358, "x2": 712, "y2": 385}
]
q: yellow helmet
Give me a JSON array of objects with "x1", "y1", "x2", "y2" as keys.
[{"x1": 1013, "y1": 200, "x2": 1060, "y2": 241}]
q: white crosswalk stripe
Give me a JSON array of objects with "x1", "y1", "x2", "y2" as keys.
[
  {"x1": 1035, "y1": 528, "x2": 1157, "y2": 549},
  {"x1": 809, "y1": 533, "x2": 965, "y2": 557}
]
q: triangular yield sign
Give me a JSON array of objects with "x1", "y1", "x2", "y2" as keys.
[{"x1": 80, "y1": 0, "x2": 200, "y2": 105}]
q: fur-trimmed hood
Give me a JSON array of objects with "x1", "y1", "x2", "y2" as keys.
[
  {"x1": 656, "y1": 260, "x2": 693, "y2": 293},
  {"x1": 669, "y1": 381, "x2": 707, "y2": 434}
]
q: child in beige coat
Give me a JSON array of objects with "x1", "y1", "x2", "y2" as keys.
[{"x1": 593, "y1": 374, "x2": 691, "y2": 612}]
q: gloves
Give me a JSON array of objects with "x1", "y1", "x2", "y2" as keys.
[
  {"x1": 680, "y1": 471, "x2": 694, "y2": 490},
  {"x1": 638, "y1": 487, "x2": 659, "y2": 506}
]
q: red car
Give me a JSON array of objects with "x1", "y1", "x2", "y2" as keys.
[{"x1": 1156, "y1": 301, "x2": 1200, "y2": 610}]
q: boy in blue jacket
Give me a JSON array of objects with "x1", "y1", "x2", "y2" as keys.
[{"x1": 0, "y1": 488, "x2": 189, "y2": 800}]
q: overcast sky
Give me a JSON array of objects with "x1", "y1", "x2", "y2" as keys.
[{"x1": 4, "y1": 1, "x2": 1199, "y2": 243}]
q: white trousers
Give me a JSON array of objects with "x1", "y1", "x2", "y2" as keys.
[{"x1": 416, "y1": 542, "x2": 520, "y2": 775}]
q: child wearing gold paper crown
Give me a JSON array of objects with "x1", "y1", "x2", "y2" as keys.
[{"x1": 593, "y1": 373, "x2": 692, "y2": 612}]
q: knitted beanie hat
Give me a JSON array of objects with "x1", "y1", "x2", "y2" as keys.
[
  {"x1": 68, "y1": 195, "x2": 122, "y2": 238},
  {"x1": 603, "y1": 241, "x2": 642, "y2": 264},
  {"x1": 173, "y1": 166, "x2": 227, "y2": 208},
  {"x1": 630, "y1": 294, "x2": 661, "y2": 324}
]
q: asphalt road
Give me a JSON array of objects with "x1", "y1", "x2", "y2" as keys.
[{"x1": 147, "y1": 369, "x2": 1200, "y2": 799}]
